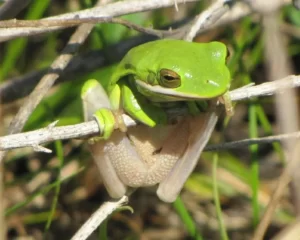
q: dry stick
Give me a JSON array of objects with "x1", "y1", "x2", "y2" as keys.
[
  {"x1": 0, "y1": 0, "x2": 198, "y2": 42},
  {"x1": 71, "y1": 196, "x2": 129, "y2": 240},
  {"x1": 205, "y1": 131, "x2": 300, "y2": 151},
  {"x1": 0, "y1": 1, "x2": 252, "y2": 43},
  {"x1": 184, "y1": 0, "x2": 231, "y2": 41},
  {"x1": 0, "y1": 17, "x2": 170, "y2": 38},
  {"x1": 4, "y1": 117, "x2": 300, "y2": 153},
  {"x1": 1, "y1": 75, "x2": 300, "y2": 152},
  {"x1": 0, "y1": 0, "x2": 252, "y2": 43}
]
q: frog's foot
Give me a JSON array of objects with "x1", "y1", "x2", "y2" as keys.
[
  {"x1": 218, "y1": 92, "x2": 234, "y2": 116},
  {"x1": 90, "y1": 108, "x2": 126, "y2": 143}
]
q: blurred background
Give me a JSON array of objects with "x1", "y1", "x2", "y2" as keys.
[{"x1": 1, "y1": 0, "x2": 300, "y2": 239}]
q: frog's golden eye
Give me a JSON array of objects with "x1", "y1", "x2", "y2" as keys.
[{"x1": 159, "y1": 69, "x2": 181, "y2": 88}]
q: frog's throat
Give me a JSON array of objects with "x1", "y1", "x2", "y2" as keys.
[{"x1": 135, "y1": 79, "x2": 211, "y2": 100}]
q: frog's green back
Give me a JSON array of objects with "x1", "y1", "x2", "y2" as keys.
[{"x1": 111, "y1": 39, "x2": 231, "y2": 99}]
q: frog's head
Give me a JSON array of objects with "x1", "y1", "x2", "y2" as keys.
[{"x1": 134, "y1": 41, "x2": 231, "y2": 102}]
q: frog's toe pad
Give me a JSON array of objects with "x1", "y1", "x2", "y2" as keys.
[{"x1": 93, "y1": 108, "x2": 116, "y2": 140}]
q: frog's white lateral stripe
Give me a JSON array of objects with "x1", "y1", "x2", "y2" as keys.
[{"x1": 135, "y1": 80, "x2": 211, "y2": 100}]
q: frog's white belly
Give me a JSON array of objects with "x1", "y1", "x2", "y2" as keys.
[{"x1": 102, "y1": 118, "x2": 189, "y2": 187}]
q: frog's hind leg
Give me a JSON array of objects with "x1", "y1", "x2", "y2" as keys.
[
  {"x1": 157, "y1": 111, "x2": 218, "y2": 202},
  {"x1": 89, "y1": 140, "x2": 127, "y2": 198},
  {"x1": 120, "y1": 80, "x2": 168, "y2": 127}
]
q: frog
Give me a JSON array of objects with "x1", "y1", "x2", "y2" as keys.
[{"x1": 81, "y1": 39, "x2": 232, "y2": 202}]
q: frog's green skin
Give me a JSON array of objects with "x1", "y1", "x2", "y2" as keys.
[
  {"x1": 110, "y1": 39, "x2": 230, "y2": 101},
  {"x1": 102, "y1": 39, "x2": 231, "y2": 136},
  {"x1": 81, "y1": 39, "x2": 232, "y2": 202}
]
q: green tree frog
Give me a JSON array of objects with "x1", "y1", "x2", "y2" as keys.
[{"x1": 81, "y1": 39, "x2": 232, "y2": 202}]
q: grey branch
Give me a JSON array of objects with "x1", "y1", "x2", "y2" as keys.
[
  {"x1": 71, "y1": 196, "x2": 129, "y2": 240},
  {"x1": 1, "y1": 75, "x2": 300, "y2": 152},
  {"x1": 0, "y1": 0, "x2": 198, "y2": 42}
]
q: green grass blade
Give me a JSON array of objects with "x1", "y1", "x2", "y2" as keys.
[
  {"x1": 44, "y1": 140, "x2": 64, "y2": 232},
  {"x1": 212, "y1": 153, "x2": 229, "y2": 240},
  {"x1": 173, "y1": 196, "x2": 203, "y2": 240},
  {"x1": 249, "y1": 102, "x2": 260, "y2": 227}
]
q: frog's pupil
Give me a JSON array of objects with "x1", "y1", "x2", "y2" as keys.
[{"x1": 164, "y1": 75, "x2": 176, "y2": 81}]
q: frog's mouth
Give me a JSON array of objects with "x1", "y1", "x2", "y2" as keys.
[{"x1": 135, "y1": 80, "x2": 210, "y2": 102}]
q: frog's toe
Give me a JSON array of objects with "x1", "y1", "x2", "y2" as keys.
[{"x1": 93, "y1": 108, "x2": 116, "y2": 141}]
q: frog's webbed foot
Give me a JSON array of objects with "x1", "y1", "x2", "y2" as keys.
[
  {"x1": 92, "y1": 108, "x2": 116, "y2": 141},
  {"x1": 82, "y1": 79, "x2": 126, "y2": 141},
  {"x1": 218, "y1": 91, "x2": 234, "y2": 116}
]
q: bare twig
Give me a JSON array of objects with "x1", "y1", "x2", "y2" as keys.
[
  {"x1": 1, "y1": 75, "x2": 300, "y2": 152},
  {"x1": 0, "y1": 0, "x2": 253, "y2": 42},
  {"x1": 229, "y1": 75, "x2": 300, "y2": 101},
  {"x1": 184, "y1": 0, "x2": 231, "y2": 41},
  {"x1": 71, "y1": 196, "x2": 129, "y2": 240},
  {"x1": 0, "y1": 0, "x2": 197, "y2": 42},
  {"x1": 0, "y1": 17, "x2": 173, "y2": 38},
  {"x1": 205, "y1": 131, "x2": 300, "y2": 151}
]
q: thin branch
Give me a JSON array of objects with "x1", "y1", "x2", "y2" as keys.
[
  {"x1": 0, "y1": 115, "x2": 136, "y2": 152},
  {"x1": 1, "y1": 75, "x2": 300, "y2": 152},
  {"x1": 0, "y1": 17, "x2": 173, "y2": 38},
  {"x1": 229, "y1": 75, "x2": 300, "y2": 101},
  {"x1": 205, "y1": 131, "x2": 300, "y2": 151},
  {"x1": 71, "y1": 196, "x2": 129, "y2": 240},
  {"x1": 184, "y1": 0, "x2": 231, "y2": 41},
  {"x1": 0, "y1": 0, "x2": 197, "y2": 42}
]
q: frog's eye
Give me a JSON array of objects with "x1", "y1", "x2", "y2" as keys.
[{"x1": 159, "y1": 69, "x2": 181, "y2": 88}]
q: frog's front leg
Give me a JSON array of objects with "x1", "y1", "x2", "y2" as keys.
[
  {"x1": 81, "y1": 79, "x2": 127, "y2": 198},
  {"x1": 120, "y1": 79, "x2": 168, "y2": 127}
]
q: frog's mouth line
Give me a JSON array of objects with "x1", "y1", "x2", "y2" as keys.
[{"x1": 135, "y1": 80, "x2": 217, "y2": 101}]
